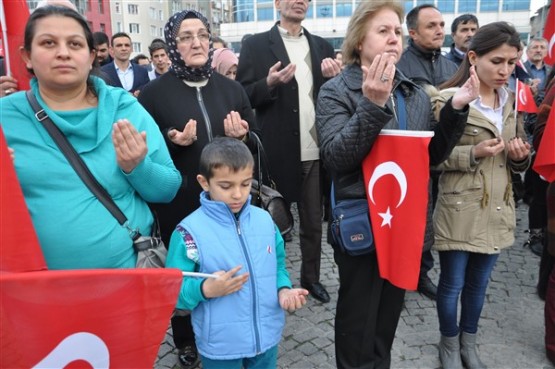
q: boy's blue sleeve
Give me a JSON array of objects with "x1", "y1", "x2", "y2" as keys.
[
  {"x1": 166, "y1": 228, "x2": 207, "y2": 310},
  {"x1": 275, "y1": 225, "x2": 292, "y2": 290}
]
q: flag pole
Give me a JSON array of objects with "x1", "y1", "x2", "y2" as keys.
[
  {"x1": 0, "y1": 0, "x2": 10, "y2": 76},
  {"x1": 514, "y1": 80, "x2": 519, "y2": 123}
]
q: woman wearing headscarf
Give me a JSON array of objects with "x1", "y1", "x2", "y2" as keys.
[
  {"x1": 138, "y1": 10, "x2": 256, "y2": 369},
  {"x1": 211, "y1": 48, "x2": 239, "y2": 80}
]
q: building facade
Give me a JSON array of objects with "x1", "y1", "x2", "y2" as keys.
[{"x1": 220, "y1": 0, "x2": 534, "y2": 53}]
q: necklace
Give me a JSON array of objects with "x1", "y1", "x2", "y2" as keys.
[{"x1": 493, "y1": 90, "x2": 498, "y2": 110}]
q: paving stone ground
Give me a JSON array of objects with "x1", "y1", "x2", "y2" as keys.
[{"x1": 155, "y1": 203, "x2": 555, "y2": 369}]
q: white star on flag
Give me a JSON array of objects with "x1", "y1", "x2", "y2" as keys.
[{"x1": 378, "y1": 207, "x2": 393, "y2": 227}]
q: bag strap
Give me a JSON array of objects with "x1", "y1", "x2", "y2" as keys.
[
  {"x1": 395, "y1": 88, "x2": 407, "y2": 130},
  {"x1": 249, "y1": 131, "x2": 276, "y2": 189},
  {"x1": 25, "y1": 90, "x2": 140, "y2": 240}
]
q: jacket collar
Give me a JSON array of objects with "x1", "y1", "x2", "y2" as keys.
[
  {"x1": 199, "y1": 191, "x2": 250, "y2": 224},
  {"x1": 407, "y1": 39, "x2": 442, "y2": 61}
]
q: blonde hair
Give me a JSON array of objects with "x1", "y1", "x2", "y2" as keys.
[{"x1": 342, "y1": 0, "x2": 404, "y2": 66}]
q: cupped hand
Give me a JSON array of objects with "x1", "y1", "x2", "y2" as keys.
[
  {"x1": 361, "y1": 53, "x2": 396, "y2": 108},
  {"x1": 112, "y1": 119, "x2": 147, "y2": 173},
  {"x1": 472, "y1": 137, "x2": 505, "y2": 160},
  {"x1": 279, "y1": 288, "x2": 309, "y2": 313},
  {"x1": 202, "y1": 265, "x2": 250, "y2": 299},
  {"x1": 452, "y1": 65, "x2": 480, "y2": 110},
  {"x1": 266, "y1": 61, "x2": 296, "y2": 88},
  {"x1": 224, "y1": 111, "x2": 249, "y2": 139},
  {"x1": 506, "y1": 136, "x2": 531, "y2": 161},
  {"x1": 168, "y1": 119, "x2": 197, "y2": 146},
  {"x1": 321, "y1": 57, "x2": 341, "y2": 78}
]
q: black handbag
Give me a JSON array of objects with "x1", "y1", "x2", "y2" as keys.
[
  {"x1": 249, "y1": 132, "x2": 294, "y2": 236},
  {"x1": 330, "y1": 183, "x2": 375, "y2": 256},
  {"x1": 26, "y1": 91, "x2": 166, "y2": 268}
]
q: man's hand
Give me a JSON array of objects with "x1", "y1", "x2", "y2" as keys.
[
  {"x1": 202, "y1": 265, "x2": 249, "y2": 299},
  {"x1": 321, "y1": 57, "x2": 341, "y2": 78},
  {"x1": 266, "y1": 61, "x2": 296, "y2": 88}
]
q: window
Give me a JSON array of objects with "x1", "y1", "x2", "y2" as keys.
[
  {"x1": 150, "y1": 25, "x2": 157, "y2": 37},
  {"x1": 86, "y1": 0, "x2": 91, "y2": 11},
  {"x1": 98, "y1": 0, "x2": 104, "y2": 14},
  {"x1": 115, "y1": 2, "x2": 120, "y2": 14},
  {"x1": 100, "y1": 23, "x2": 105, "y2": 32},
  {"x1": 257, "y1": 4, "x2": 273, "y2": 21},
  {"x1": 159, "y1": 10, "x2": 164, "y2": 21},
  {"x1": 129, "y1": 23, "x2": 140, "y2": 33},
  {"x1": 437, "y1": 0, "x2": 454, "y2": 13},
  {"x1": 502, "y1": 0, "x2": 529, "y2": 11},
  {"x1": 128, "y1": 4, "x2": 138, "y2": 14},
  {"x1": 132, "y1": 42, "x2": 141, "y2": 53},
  {"x1": 335, "y1": 0, "x2": 352, "y2": 17},
  {"x1": 458, "y1": 0, "x2": 477, "y2": 13},
  {"x1": 116, "y1": 22, "x2": 123, "y2": 32},
  {"x1": 149, "y1": 7, "x2": 156, "y2": 19},
  {"x1": 317, "y1": 1, "x2": 333, "y2": 18},
  {"x1": 480, "y1": 0, "x2": 498, "y2": 11}
]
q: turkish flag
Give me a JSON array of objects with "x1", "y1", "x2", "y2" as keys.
[
  {"x1": 1, "y1": 269, "x2": 182, "y2": 368},
  {"x1": 516, "y1": 79, "x2": 538, "y2": 113},
  {"x1": 544, "y1": 4, "x2": 555, "y2": 65},
  {"x1": 0, "y1": 128, "x2": 46, "y2": 273},
  {"x1": 0, "y1": 0, "x2": 31, "y2": 90},
  {"x1": 534, "y1": 107, "x2": 555, "y2": 181},
  {"x1": 362, "y1": 130, "x2": 433, "y2": 290}
]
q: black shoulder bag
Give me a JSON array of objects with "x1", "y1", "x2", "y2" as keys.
[{"x1": 25, "y1": 91, "x2": 166, "y2": 268}]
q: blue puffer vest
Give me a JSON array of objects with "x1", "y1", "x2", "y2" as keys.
[{"x1": 179, "y1": 192, "x2": 285, "y2": 360}]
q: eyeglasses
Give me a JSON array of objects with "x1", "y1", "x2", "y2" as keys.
[{"x1": 176, "y1": 32, "x2": 211, "y2": 45}]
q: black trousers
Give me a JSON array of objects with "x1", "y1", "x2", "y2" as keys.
[
  {"x1": 334, "y1": 249, "x2": 406, "y2": 369},
  {"x1": 527, "y1": 155, "x2": 548, "y2": 229},
  {"x1": 171, "y1": 312, "x2": 195, "y2": 350}
]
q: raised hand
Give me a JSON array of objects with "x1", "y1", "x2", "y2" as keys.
[
  {"x1": 506, "y1": 136, "x2": 531, "y2": 161},
  {"x1": 452, "y1": 65, "x2": 480, "y2": 110},
  {"x1": 202, "y1": 265, "x2": 250, "y2": 299},
  {"x1": 279, "y1": 288, "x2": 309, "y2": 313},
  {"x1": 224, "y1": 111, "x2": 249, "y2": 139},
  {"x1": 112, "y1": 119, "x2": 147, "y2": 173},
  {"x1": 472, "y1": 137, "x2": 505, "y2": 160},
  {"x1": 361, "y1": 53, "x2": 396, "y2": 108},
  {"x1": 321, "y1": 57, "x2": 342, "y2": 78},
  {"x1": 266, "y1": 61, "x2": 296, "y2": 89},
  {"x1": 168, "y1": 119, "x2": 197, "y2": 146}
]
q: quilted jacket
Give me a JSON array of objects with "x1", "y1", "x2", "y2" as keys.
[{"x1": 316, "y1": 64, "x2": 469, "y2": 252}]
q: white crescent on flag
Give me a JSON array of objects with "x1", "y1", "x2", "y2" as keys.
[
  {"x1": 518, "y1": 84, "x2": 527, "y2": 106},
  {"x1": 32, "y1": 332, "x2": 109, "y2": 369},
  {"x1": 549, "y1": 34, "x2": 555, "y2": 61},
  {"x1": 367, "y1": 161, "x2": 407, "y2": 227}
]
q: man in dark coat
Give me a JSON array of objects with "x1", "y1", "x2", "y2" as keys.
[
  {"x1": 237, "y1": 0, "x2": 341, "y2": 303},
  {"x1": 396, "y1": 4, "x2": 458, "y2": 300},
  {"x1": 445, "y1": 14, "x2": 479, "y2": 67}
]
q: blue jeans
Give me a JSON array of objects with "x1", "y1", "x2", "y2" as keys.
[
  {"x1": 437, "y1": 250, "x2": 499, "y2": 337},
  {"x1": 200, "y1": 345, "x2": 278, "y2": 369}
]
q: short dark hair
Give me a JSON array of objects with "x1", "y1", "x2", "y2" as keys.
[
  {"x1": 212, "y1": 36, "x2": 227, "y2": 47},
  {"x1": 199, "y1": 137, "x2": 254, "y2": 180},
  {"x1": 93, "y1": 31, "x2": 109, "y2": 47},
  {"x1": 149, "y1": 40, "x2": 168, "y2": 56},
  {"x1": 451, "y1": 13, "x2": 479, "y2": 34},
  {"x1": 406, "y1": 4, "x2": 438, "y2": 30},
  {"x1": 132, "y1": 54, "x2": 149, "y2": 64},
  {"x1": 111, "y1": 32, "x2": 131, "y2": 46}
]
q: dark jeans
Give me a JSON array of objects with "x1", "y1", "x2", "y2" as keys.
[
  {"x1": 171, "y1": 313, "x2": 195, "y2": 350},
  {"x1": 437, "y1": 250, "x2": 499, "y2": 337}
]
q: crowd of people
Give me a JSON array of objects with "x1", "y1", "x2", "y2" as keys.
[{"x1": 0, "y1": 0, "x2": 553, "y2": 368}]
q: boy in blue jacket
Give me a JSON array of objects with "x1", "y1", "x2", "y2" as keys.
[{"x1": 167, "y1": 137, "x2": 308, "y2": 369}]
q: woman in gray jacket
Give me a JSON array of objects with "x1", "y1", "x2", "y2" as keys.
[
  {"x1": 315, "y1": 1, "x2": 479, "y2": 368},
  {"x1": 432, "y1": 22, "x2": 531, "y2": 369}
]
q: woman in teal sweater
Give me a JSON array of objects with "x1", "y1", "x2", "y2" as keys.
[{"x1": 0, "y1": 5, "x2": 181, "y2": 269}]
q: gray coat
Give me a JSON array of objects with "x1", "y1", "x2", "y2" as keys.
[{"x1": 316, "y1": 64, "x2": 469, "y2": 252}]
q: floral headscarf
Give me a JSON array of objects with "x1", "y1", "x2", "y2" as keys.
[{"x1": 164, "y1": 10, "x2": 214, "y2": 82}]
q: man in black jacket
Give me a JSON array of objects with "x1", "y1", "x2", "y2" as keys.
[
  {"x1": 445, "y1": 14, "x2": 479, "y2": 67},
  {"x1": 237, "y1": 0, "x2": 341, "y2": 303},
  {"x1": 396, "y1": 4, "x2": 458, "y2": 300}
]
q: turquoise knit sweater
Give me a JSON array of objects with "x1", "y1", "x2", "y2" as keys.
[{"x1": 1, "y1": 77, "x2": 181, "y2": 269}]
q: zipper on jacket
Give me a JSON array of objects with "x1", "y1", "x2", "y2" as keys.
[
  {"x1": 235, "y1": 217, "x2": 262, "y2": 354},
  {"x1": 196, "y1": 87, "x2": 213, "y2": 142},
  {"x1": 390, "y1": 93, "x2": 399, "y2": 127}
]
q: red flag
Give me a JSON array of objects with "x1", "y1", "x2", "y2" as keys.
[
  {"x1": 516, "y1": 79, "x2": 538, "y2": 113},
  {"x1": 534, "y1": 106, "x2": 555, "y2": 181},
  {"x1": 0, "y1": 128, "x2": 47, "y2": 273},
  {"x1": 0, "y1": 0, "x2": 31, "y2": 90},
  {"x1": 544, "y1": 4, "x2": 555, "y2": 65},
  {"x1": 1, "y1": 269, "x2": 182, "y2": 368},
  {"x1": 362, "y1": 130, "x2": 433, "y2": 290}
]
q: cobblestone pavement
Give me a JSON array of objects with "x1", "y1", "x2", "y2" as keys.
[{"x1": 155, "y1": 203, "x2": 555, "y2": 369}]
